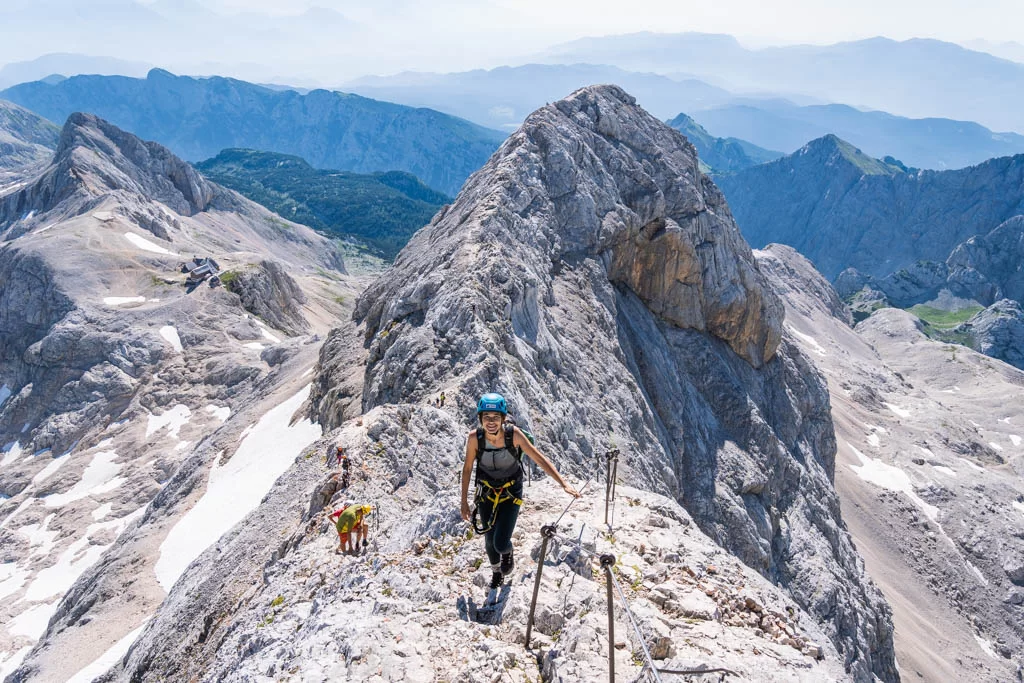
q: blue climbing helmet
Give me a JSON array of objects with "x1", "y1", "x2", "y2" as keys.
[{"x1": 476, "y1": 392, "x2": 507, "y2": 416}]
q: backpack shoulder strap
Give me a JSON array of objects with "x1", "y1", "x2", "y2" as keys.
[
  {"x1": 475, "y1": 427, "x2": 486, "y2": 456},
  {"x1": 503, "y1": 423, "x2": 520, "y2": 460}
]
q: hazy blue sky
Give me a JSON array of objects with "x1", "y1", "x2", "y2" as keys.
[
  {"x1": 196, "y1": 0, "x2": 1024, "y2": 45},
  {"x1": 1, "y1": 0, "x2": 1021, "y2": 83}
]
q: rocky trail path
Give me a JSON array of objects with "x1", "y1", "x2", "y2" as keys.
[{"x1": 153, "y1": 405, "x2": 850, "y2": 683}]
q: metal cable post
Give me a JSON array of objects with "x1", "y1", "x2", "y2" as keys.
[
  {"x1": 604, "y1": 447, "x2": 619, "y2": 528},
  {"x1": 600, "y1": 553, "x2": 617, "y2": 683},
  {"x1": 525, "y1": 524, "x2": 557, "y2": 649},
  {"x1": 608, "y1": 569, "x2": 664, "y2": 683}
]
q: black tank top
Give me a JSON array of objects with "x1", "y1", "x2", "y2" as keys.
[{"x1": 477, "y1": 443, "x2": 521, "y2": 481}]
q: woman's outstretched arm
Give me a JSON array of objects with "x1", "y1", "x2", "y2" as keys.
[
  {"x1": 460, "y1": 432, "x2": 477, "y2": 521},
  {"x1": 515, "y1": 428, "x2": 580, "y2": 497}
]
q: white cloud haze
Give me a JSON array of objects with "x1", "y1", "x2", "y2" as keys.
[{"x1": 0, "y1": 0, "x2": 1021, "y2": 85}]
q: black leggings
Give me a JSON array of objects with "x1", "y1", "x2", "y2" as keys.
[{"x1": 477, "y1": 479, "x2": 523, "y2": 567}]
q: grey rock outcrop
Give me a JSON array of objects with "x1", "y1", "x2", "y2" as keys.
[
  {"x1": 848, "y1": 217, "x2": 1024, "y2": 312},
  {"x1": 227, "y1": 260, "x2": 310, "y2": 335},
  {"x1": 961, "y1": 299, "x2": 1024, "y2": 369},
  {"x1": 878, "y1": 260, "x2": 950, "y2": 306},
  {"x1": 946, "y1": 216, "x2": 1024, "y2": 306},
  {"x1": 826, "y1": 217, "x2": 1024, "y2": 368},
  {"x1": 313, "y1": 85, "x2": 895, "y2": 680}
]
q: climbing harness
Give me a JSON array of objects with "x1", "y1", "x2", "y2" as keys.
[
  {"x1": 470, "y1": 419, "x2": 529, "y2": 534},
  {"x1": 471, "y1": 478, "x2": 523, "y2": 534}
]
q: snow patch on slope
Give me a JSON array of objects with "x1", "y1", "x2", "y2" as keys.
[
  {"x1": 65, "y1": 620, "x2": 150, "y2": 683},
  {"x1": 23, "y1": 508, "x2": 144, "y2": 602},
  {"x1": 146, "y1": 405, "x2": 191, "y2": 439},
  {"x1": 154, "y1": 385, "x2": 320, "y2": 591},
  {"x1": 43, "y1": 450, "x2": 124, "y2": 508},
  {"x1": 159, "y1": 325, "x2": 183, "y2": 352},
  {"x1": 124, "y1": 232, "x2": 177, "y2": 255},
  {"x1": 104, "y1": 296, "x2": 146, "y2": 306},
  {"x1": 2, "y1": 441, "x2": 23, "y2": 467},
  {"x1": 884, "y1": 402, "x2": 911, "y2": 418},
  {"x1": 847, "y1": 445, "x2": 939, "y2": 521},
  {"x1": 204, "y1": 405, "x2": 231, "y2": 423}
]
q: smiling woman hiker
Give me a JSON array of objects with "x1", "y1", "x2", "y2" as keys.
[{"x1": 460, "y1": 393, "x2": 580, "y2": 591}]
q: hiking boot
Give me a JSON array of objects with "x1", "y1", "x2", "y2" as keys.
[
  {"x1": 499, "y1": 550, "x2": 514, "y2": 575},
  {"x1": 489, "y1": 571, "x2": 504, "y2": 590}
]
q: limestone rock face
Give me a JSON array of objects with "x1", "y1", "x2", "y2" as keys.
[
  {"x1": 229, "y1": 260, "x2": 310, "y2": 335},
  {"x1": 962, "y1": 299, "x2": 1024, "y2": 369},
  {"x1": 757, "y1": 243, "x2": 1024, "y2": 681},
  {"x1": 354, "y1": 85, "x2": 781, "y2": 370},
  {"x1": 315, "y1": 86, "x2": 895, "y2": 680},
  {"x1": 946, "y1": 216, "x2": 1024, "y2": 306}
]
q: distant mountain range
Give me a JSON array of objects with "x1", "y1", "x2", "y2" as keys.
[
  {"x1": 196, "y1": 148, "x2": 448, "y2": 259},
  {"x1": 1, "y1": 69, "x2": 505, "y2": 195},
  {"x1": 0, "y1": 98, "x2": 59, "y2": 170},
  {"x1": 716, "y1": 134, "x2": 1024, "y2": 280},
  {"x1": 340, "y1": 63, "x2": 1024, "y2": 170},
  {"x1": 0, "y1": 1, "x2": 364, "y2": 85},
  {"x1": 0, "y1": 53, "x2": 152, "y2": 90},
  {"x1": 342, "y1": 63, "x2": 735, "y2": 132},
  {"x1": 962, "y1": 39, "x2": 1024, "y2": 65},
  {"x1": 666, "y1": 112, "x2": 781, "y2": 172},
  {"x1": 692, "y1": 100, "x2": 1024, "y2": 169},
  {"x1": 541, "y1": 33, "x2": 1024, "y2": 134}
]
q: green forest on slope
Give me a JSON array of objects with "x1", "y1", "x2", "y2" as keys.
[{"x1": 197, "y1": 148, "x2": 449, "y2": 259}]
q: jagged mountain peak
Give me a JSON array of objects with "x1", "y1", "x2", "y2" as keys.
[
  {"x1": 0, "y1": 112, "x2": 350, "y2": 681},
  {"x1": 794, "y1": 133, "x2": 903, "y2": 176},
  {"x1": 52, "y1": 111, "x2": 219, "y2": 216},
  {"x1": 0, "y1": 98, "x2": 59, "y2": 172},
  {"x1": 360, "y1": 83, "x2": 782, "y2": 369}
]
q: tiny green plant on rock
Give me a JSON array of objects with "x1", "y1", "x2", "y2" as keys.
[{"x1": 219, "y1": 269, "x2": 240, "y2": 291}]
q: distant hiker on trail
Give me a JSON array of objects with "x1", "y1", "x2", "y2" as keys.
[
  {"x1": 439, "y1": 391, "x2": 446, "y2": 407},
  {"x1": 338, "y1": 448, "x2": 351, "y2": 489},
  {"x1": 335, "y1": 445, "x2": 345, "y2": 467},
  {"x1": 330, "y1": 503, "x2": 372, "y2": 553},
  {"x1": 460, "y1": 393, "x2": 579, "y2": 591}
]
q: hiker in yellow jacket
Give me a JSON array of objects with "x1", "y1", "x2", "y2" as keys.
[{"x1": 330, "y1": 503, "x2": 372, "y2": 553}]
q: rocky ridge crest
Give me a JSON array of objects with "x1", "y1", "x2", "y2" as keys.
[{"x1": 313, "y1": 85, "x2": 895, "y2": 679}]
